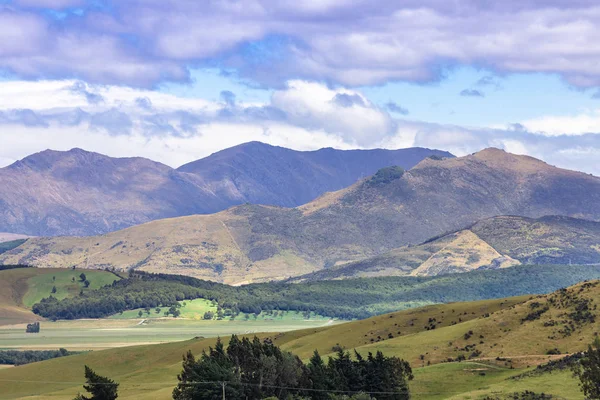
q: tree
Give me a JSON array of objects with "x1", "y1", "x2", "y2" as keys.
[
  {"x1": 138, "y1": 310, "x2": 143, "y2": 318},
  {"x1": 73, "y1": 365, "x2": 118, "y2": 400},
  {"x1": 573, "y1": 337, "x2": 600, "y2": 399},
  {"x1": 79, "y1": 273, "x2": 87, "y2": 282},
  {"x1": 308, "y1": 350, "x2": 330, "y2": 400},
  {"x1": 26, "y1": 322, "x2": 40, "y2": 333},
  {"x1": 52, "y1": 286, "x2": 57, "y2": 294},
  {"x1": 84, "y1": 280, "x2": 91, "y2": 288}
]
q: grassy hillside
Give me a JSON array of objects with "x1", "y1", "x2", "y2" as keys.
[
  {"x1": 297, "y1": 215, "x2": 600, "y2": 281},
  {"x1": 1, "y1": 280, "x2": 597, "y2": 399},
  {"x1": 4, "y1": 149, "x2": 600, "y2": 284},
  {"x1": 21, "y1": 269, "x2": 121, "y2": 308},
  {"x1": 0, "y1": 267, "x2": 120, "y2": 325}
]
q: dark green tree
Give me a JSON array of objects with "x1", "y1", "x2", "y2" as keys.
[
  {"x1": 79, "y1": 273, "x2": 87, "y2": 282},
  {"x1": 307, "y1": 350, "x2": 330, "y2": 400},
  {"x1": 52, "y1": 286, "x2": 57, "y2": 294},
  {"x1": 573, "y1": 337, "x2": 600, "y2": 399},
  {"x1": 173, "y1": 339, "x2": 240, "y2": 400},
  {"x1": 73, "y1": 365, "x2": 118, "y2": 400}
]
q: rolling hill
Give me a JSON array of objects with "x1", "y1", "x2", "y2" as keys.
[
  {"x1": 0, "y1": 267, "x2": 119, "y2": 326},
  {"x1": 294, "y1": 215, "x2": 600, "y2": 281},
  {"x1": 0, "y1": 143, "x2": 449, "y2": 236},
  {"x1": 3, "y1": 148, "x2": 600, "y2": 283},
  {"x1": 1, "y1": 280, "x2": 598, "y2": 399}
]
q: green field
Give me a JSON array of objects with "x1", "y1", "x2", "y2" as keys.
[
  {"x1": 21, "y1": 269, "x2": 120, "y2": 308},
  {"x1": 110, "y1": 298, "x2": 331, "y2": 322},
  {"x1": 0, "y1": 318, "x2": 339, "y2": 351}
]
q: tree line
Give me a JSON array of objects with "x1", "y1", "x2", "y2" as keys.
[
  {"x1": 0, "y1": 348, "x2": 79, "y2": 366},
  {"x1": 31, "y1": 264, "x2": 600, "y2": 321}
]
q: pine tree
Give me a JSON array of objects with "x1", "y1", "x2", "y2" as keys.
[
  {"x1": 73, "y1": 365, "x2": 118, "y2": 400},
  {"x1": 308, "y1": 350, "x2": 330, "y2": 400}
]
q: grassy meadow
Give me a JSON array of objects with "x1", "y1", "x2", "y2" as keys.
[{"x1": 21, "y1": 269, "x2": 120, "y2": 308}]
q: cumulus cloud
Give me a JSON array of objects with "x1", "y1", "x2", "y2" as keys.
[
  {"x1": 271, "y1": 80, "x2": 395, "y2": 145},
  {"x1": 519, "y1": 109, "x2": 600, "y2": 136},
  {"x1": 6, "y1": 2, "x2": 600, "y2": 87}
]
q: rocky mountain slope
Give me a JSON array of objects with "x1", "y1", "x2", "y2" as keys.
[
  {"x1": 178, "y1": 141, "x2": 452, "y2": 208},
  {"x1": 294, "y1": 215, "x2": 600, "y2": 281},
  {"x1": 3, "y1": 148, "x2": 600, "y2": 284},
  {"x1": 0, "y1": 143, "x2": 449, "y2": 236}
]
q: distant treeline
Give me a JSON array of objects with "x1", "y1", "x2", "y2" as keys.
[
  {"x1": 0, "y1": 239, "x2": 27, "y2": 255},
  {"x1": 0, "y1": 349, "x2": 80, "y2": 366},
  {"x1": 32, "y1": 264, "x2": 600, "y2": 320},
  {"x1": 0, "y1": 264, "x2": 30, "y2": 271}
]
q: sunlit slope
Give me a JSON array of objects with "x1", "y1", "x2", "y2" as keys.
[
  {"x1": 0, "y1": 268, "x2": 120, "y2": 325},
  {"x1": 297, "y1": 215, "x2": 600, "y2": 281}
]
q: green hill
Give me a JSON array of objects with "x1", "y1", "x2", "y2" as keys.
[
  {"x1": 2, "y1": 280, "x2": 599, "y2": 399},
  {"x1": 0, "y1": 267, "x2": 120, "y2": 326}
]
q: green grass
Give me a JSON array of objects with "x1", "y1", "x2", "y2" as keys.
[
  {"x1": 109, "y1": 298, "x2": 217, "y2": 320},
  {"x1": 110, "y1": 300, "x2": 331, "y2": 322},
  {"x1": 0, "y1": 340, "x2": 583, "y2": 400},
  {"x1": 410, "y1": 362, "x2": 523, "y2": 400},
  {"x1": 21, "y1": 270, "x2": 120, "y2": 308},
  {"x1": 0, "y1": 318, "x2": 339, "y2": 351}
]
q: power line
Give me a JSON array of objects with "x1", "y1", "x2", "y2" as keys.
[{"x1": 0, "y1": 378, "x2": 467, "y2": 395}]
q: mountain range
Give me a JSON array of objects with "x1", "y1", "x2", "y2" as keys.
[
  {"x1": 0, "y1": 142, "x2": 451, "y2": 236},
  {"x1": 3, "y1": 148, "x2": 600, "y2": 284}
]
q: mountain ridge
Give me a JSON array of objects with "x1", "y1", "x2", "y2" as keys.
[{"x1": 0, "y1": 142, "x2": 451, "y2": 236}]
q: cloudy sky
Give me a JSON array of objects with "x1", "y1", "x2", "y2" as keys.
[{"x1": 2, "y1": 1, "x2": 600, "y2": 175}]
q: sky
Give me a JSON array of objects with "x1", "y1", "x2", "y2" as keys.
[{"x1": 2, "y1": 1, "x2": 600, "y2": 175}]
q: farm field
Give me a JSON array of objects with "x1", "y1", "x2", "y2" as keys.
[{"x1": 0, "y1": 317, "x2": 339, "y2": 351}]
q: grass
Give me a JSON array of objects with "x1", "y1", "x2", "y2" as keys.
[
  {"x1": 110, "y1": 299, "x2": 331, "y2": 322},
  {"x1": 410, "y1": 362, "x2": 523, "y2": 400},
  {"x1": 0, "y1": 318, "x2": 339, "y2": 351},
  {"x1": 0, "y1": 337, "x2": 584, "y2": 400},
  {"x1": 21, "y1": 269, "x2": 120, "y2": 308}
]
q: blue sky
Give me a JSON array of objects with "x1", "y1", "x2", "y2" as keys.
[{"x1": 2, "y1": 0, "x2": 600, "y2": 174}]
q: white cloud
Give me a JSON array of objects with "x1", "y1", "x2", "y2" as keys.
[{"x1": 520, "y1": 109, "x2": 600, "y2": 135}]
